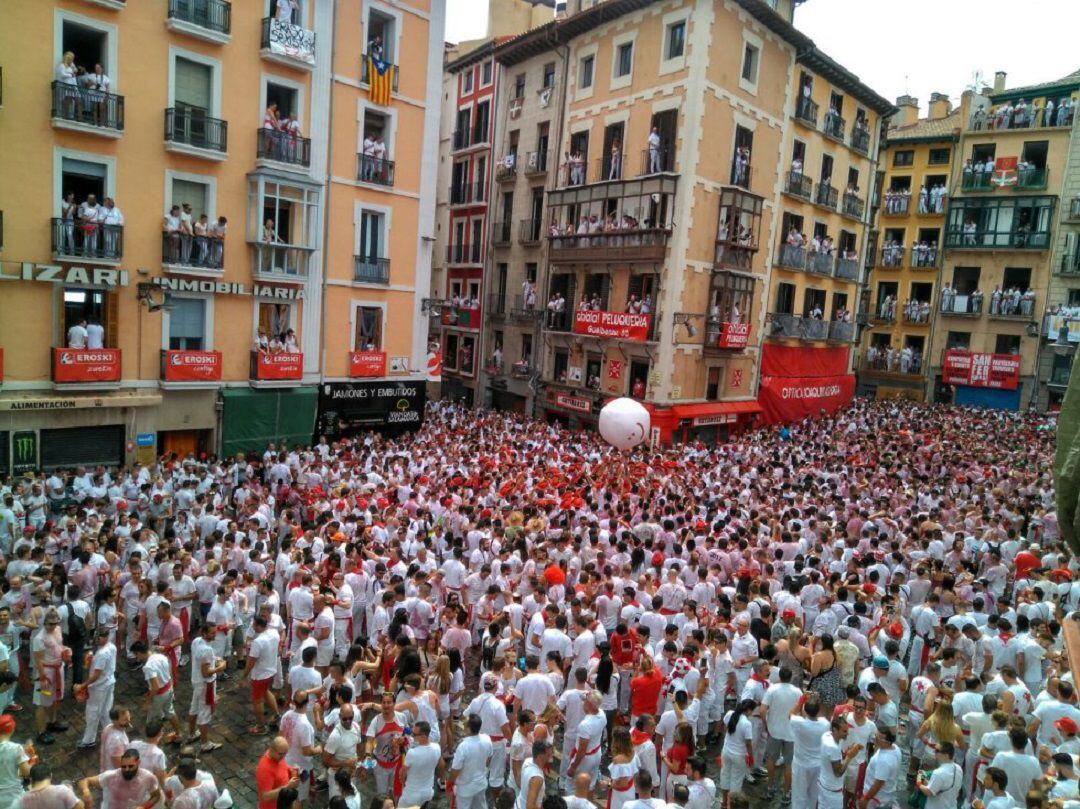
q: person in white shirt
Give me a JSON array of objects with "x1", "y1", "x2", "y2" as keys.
[
  {"x1": 861, "y1": 727, "x2": 901, "y2": 808},
  {"x1": 322, "y1": 705, "x2": 361, "y2": 799},
  {"x1": 100, "y1": 198, "x2": 123, "y2": 257},
  {"x1": 399, "y1": 720, "x2": 444, "y2": 808},
  {"x1": 818, "y1": 716, "x2": 863, "y2": 809},
  {"x1": 990, "y1": 727, "x2": 1045, "y2": 804},
  {"x1": 567, "y1": 691, "x2": 606, "y2": 788},
  {"x1": 514, "y1": 740, "x2": 553, "y2": 809},
  {"x1": 77, "y1": 629, "x2": 117, "y2": 748},
  {"x1": 916, "y1": 740, "x2": 963, "y2": 809},
  {"x1": 719, "y1": 699, "x2": 756, "y2": 804},
  {"x1": 186, "y1": 622, "x2": 225, "y2": 753},
  {"x1": 790, "y1": 694, "x2": 830, "y2": 809},
  {"x1": 243, "y1": 615, "x2": 281, "y2": 735},
  {"x1": 67, "y1": 318, "x2": 88, "y2": 349},
  {"x1": 465, "y1": 674, "x2": 511, "y2": 791},
  {"x1": 448, "y1": 715, "x2": 493, "y2": 809},
  {"x1": 761, "y1": 665, "x2": 801, "y2": 794},
  {"x1": 280, "y1": 693, "x2": 320, "y2": 800}
]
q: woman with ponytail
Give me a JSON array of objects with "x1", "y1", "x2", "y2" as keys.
[{"x1": 719, "y1": 698, "x2": 757, "y2": 808}]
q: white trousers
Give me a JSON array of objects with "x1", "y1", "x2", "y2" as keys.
[
  {"x1": 792, "y1": 763, "x2": 820, "y2": 809},
  {"x1": 81, "y1": 685, "x2": 114, "y2": 745}
]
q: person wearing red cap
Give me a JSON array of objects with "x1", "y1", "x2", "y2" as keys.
[{"x1": 0, "y1": 714, "x2": 29, "y2": 805}]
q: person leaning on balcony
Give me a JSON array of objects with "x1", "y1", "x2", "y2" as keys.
[
  {"x1": 86, "y1": 64, "x2": 111, "y2": 126},
  {"x1": 67, "y1": 318, "x2": 88, "y2": 349},
  {"x1": 372, "y1": 136, "x2": 387, "y2": 181},
  {"x1": 100, "y1": 199, "x2": 123, "y2": 258},
  {"x1": 254, "y1": 329, "x2": 271, "y2": 354},
  {"x1": 194, "y1": 215, "x2": 210, "y2": 266},
  {"x1": 86, "y1": 319, "x2": 104, "y2": 350},
  {"x1": 263, "y1": 102, "x2": 280, "y2": 157},
  {"x1": 163, "y1": 206, "x2": 183, "y2": 262},
  {"x1": 55, "y1": 51, "x2": 79, "y2": 118},
  {"x1": 210, "y1": 216, "x2": 227, "y2": 268},
  {"x1": 60, "y1": 192, "x2": 78, "y2": 255},
  {"x1": 78, "y1": 194, "x2": 101, "y2": 256},
  {"x1": 179, "y1": 202, "x2": 195, "y2": 263},
  {"x1": 283, "y1": 330, "x2": 299, "y2": 354}
]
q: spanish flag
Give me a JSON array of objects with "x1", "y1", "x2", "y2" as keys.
[{"x1": 367, "y1": 55, "x2": 394, "y2": 106}]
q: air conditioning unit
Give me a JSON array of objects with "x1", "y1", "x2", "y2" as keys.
[
  {"x1": 538, "y1": 88, "x2": 552, "y2": 108},
  {"x1": 509, "y1": 98, "x2": 523, "y2": 119}
]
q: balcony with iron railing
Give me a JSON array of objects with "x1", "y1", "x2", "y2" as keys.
[
  {"x1": 834, "y1": 256, "x2": 859, "y2": 281},
  {"x1": 815, "y1": 183, "x2": 838, "y2": 210},
  {"x1": 730, "y1": 159, "x2": 752, "y2": 191},
  {"x1": 597, "y1": 153, "x2": 625, "y2": 182},
  {"x1": 1016, "y1": 167, "x2": 1049, "y2": 190},
  {"x1": 880, "y1": 246, "x2": 905, "y2": 268},
  {"x1": 784, "y1": 171, "x2": 813, "y2": 200},
  {"x1": 842, "y1": 192, "x2": 864, "y2": 219},
  {"x1": 51, "y1": 80, "x2": 124, "y2": 136},
  {"x1": 807, "y1": 250, "x2": 835, "y2": 276},
  {"x1": 162, "y1": 231, "x2": 224, "y2": 274},
  {"x1": 828, "y1": 320, "x2": 855, "y2": 342},
  {"x1": 548, "y1": 228, "x2": 670, "y2": 263},
  {"x1": 988, "y1": 293, "x2": 1037, "y2": 321},
  {"x1": 52, "y1": 217, "x2": 123, "y2": 262},
  {"x1": 939, "y1": 295, "x2": 983, "y2": 316},
  {"x1": 961, "y1": 171, "x2": 993, "y2": 192},
  {"x1": 911, "y1": 246, "x2": 940, "y2": 269},
  {"x1": 167, "y1": 0, "x2": 232, "y2": 42},
  {"x1": 509, "y1": 294, "x2": 541, "y2": 323},
  {"x1": 1060, "y1": 252, "x2": 1080, "y2": 275},
  {"x1": 446, "y1": 243, "x2": 480, "y2": 265},
  {"x1": 361, "y1": 53, "x2": 399, "y2": 92},
  {"x1": 353, "y1": 256, "x2": 390, "y2": 284},
  {"x1": 357, "y1": 155, "x2": 394, "y2": 187},
  {"x1": 776, "y1": 243, "x2": 807, "y2": 271},
  {"x1": 851, "y1": 125, "x2": 870, "y2": 154},
  {"x1": 511, "y1": 360, "x2": 533, "y2": 379},
  {"x1": 944, "y1": 226, "x2": 1051, "y2": 250},
  {"x1": 524, "y1": 150, "x2": 549, "y2": 176},
  {"x1": 714, "y1": 239, "x2": 757, "y2": 272},
  {"x1": 486, "y1": 293, "x2": 507, "y2": 320},
  {"x1": 451, "y1": 128, "x2": 471, "y2": 151},
  {"x1": 442, "y1": 304, "x2": 482, "y2": 330},
  {"x1": 260, "y1": 16, "x2": 315, "y2": 68},
  {"x1": 641, "y1": 147, "x2": 675, "y2": 174},
  {"x1": 823, "y1": 112, "x2": 845, "y2": 141},
  {"x1": 496, "y1": 156, "x2": 518, "y2": 182},
  {"x1": 882, "y1": 194, "x2": 910, "y2": 216},
  {"x1": 164, "y1": 106, "x2": 227, "y2": 156},
  {"x1": 771, "y1": 313, "x2": 828, "y2": 341},
  {"x1": 902, "y1": 305, "x2": 932, "y2": 325},
  {"x1": 794, "y1": 96, "x2": 819, "y2": 127},
  {"x1": 519, "y1": 219, "x2": 542, "y2": 245},
  {"x1": 859, "y1": 353, "x2": 924, "y2": 377},
  {"x1": 492, "y1": 221, "x2": 512, "y2": 246},
  {"x1": 256, "y1": 128, "x2": 311, "y2": 168}
]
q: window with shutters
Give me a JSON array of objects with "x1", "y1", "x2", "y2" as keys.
[
  {"x1": 353, "y1": 305, "x2": 383, "y2": 350},
  {"x1": 359, "y1": 210, "x2": 386, "y2": 260},
  {"x1": 175, "y1": 57, "x2": 212, "y2": 112},
  {"x1": 168, "y1": 297, "x2": 207, "y2": 350}
]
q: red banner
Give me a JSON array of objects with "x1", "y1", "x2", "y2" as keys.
[
  {"x1": 253, "y1": 351, "x2": 303, "y2": 380},
  {"x1": 554, "y1": 392, "x2": 592, "y2": 413},
  {"x1": 717, "y1": 322, "x2": 750, "y2": 349},
  {"x1": 52, "y1": 348, "x2": 121, "y2": 383},
  {"x1": 761, "y1": 344, "x2": 850, "y2": 377},
  {"x1": 757, "y1": 373, "x2": 855, "y2": 424},
  {"x1": 992, "y1": 157, "x2": 1018, "y2": 187},
  {"x1": 573, "y1": 310, "x2": 651, "y2": 341},
  {"x1": 348, "y1": 351, "x2": 387, "y2": 378},
  {"x1": 163, "y1": 350, "x2": 222, "y2": 382},
  {"x1": 942, "y1": 350, "x2": 1020, "y2": 389}
]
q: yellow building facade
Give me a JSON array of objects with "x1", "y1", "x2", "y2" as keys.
[
  {"x1": 0, "y1": 0, "x2": 443, "y2": 470},
  {"x1": 857, "y1": 94, "x2": 960, "y2": 401}
]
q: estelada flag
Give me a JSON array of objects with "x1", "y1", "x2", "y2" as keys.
[{"x1": 367, "y1": 55, "x2": 394, "y2": 106}]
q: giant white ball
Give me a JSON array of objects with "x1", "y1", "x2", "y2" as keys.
[{"x1": 599, "y1": 397, "x2": 651, "y2": 451}]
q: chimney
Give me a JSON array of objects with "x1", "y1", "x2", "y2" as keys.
[
  {"x1": 895, "y1": 95, "x2": 919, "y2": 127},
  {"x1": 928, "y1": 92, "x2": 952, "y2": 121},
  {"x1": 994, "y1": 71, "x2": 1007, "y2": 93}
]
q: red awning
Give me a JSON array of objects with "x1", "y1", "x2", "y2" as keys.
[{"x1": 669, "y1": 400, "x2": 762, "y2": 420}]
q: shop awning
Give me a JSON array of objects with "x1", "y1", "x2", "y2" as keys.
[{"x1": 670, "y1": 401, "x2": 762, "y2": 420}]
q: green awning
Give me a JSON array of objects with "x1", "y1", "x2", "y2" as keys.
[{"x1": 220, "y1": 387, "x2": 317, "y2": 458}]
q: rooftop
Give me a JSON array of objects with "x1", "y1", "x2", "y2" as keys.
[
  {"x1": 990, "y1": 68, "x2": 1080, "y2": 103},
  {"x1": 886, "y1": 110, "x2": 962, "y2": 144}
]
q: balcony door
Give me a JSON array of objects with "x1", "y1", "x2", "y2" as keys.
[
  {"x1": 359, "y1": 211, "x2": 385, "y2": 262},
  {"x1": 602, "y1": 122, "x2": 624, "y2": 180},
  {"x1": 62, "y1": 288, "x2": 117, "y2": 349},
  {"x1": 650, "y1": 109, "x2": 678, "y2": 170}
]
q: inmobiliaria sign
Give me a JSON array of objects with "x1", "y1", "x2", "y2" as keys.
[
  {"x1": 348, "y1": 351, "x2": 387, "y2": 378},
  {"x1": 163, "y1": 350, "x2": 222, "y2": 382},
  {"x1": 253, "y1": 351, "x2": 303, "y2": 380},
  {"x1": 52, "y1": 348, "x2": 121, "y2": 383},
  {"x1": 942, "y1": 349, "x2": 1020, "y2": 390},
  {"x1": 573, "y1": 310, "x2": 651, "y2": 341},
  {"x1": 717, "y1": 322, "x2": 750, "y2": 349}
]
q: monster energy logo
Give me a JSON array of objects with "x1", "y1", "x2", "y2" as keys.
[{"x1": 11, "y1": 432, "x2": 36, "y2": 473}]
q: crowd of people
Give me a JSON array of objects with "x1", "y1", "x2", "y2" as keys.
[
  {"x1": 940, "y1": 285, "x2": 984, "y2": 315},
  {"x1": 164, "y1": 204, "x2": 228, "y2": 270},
  {"x1": 54, "y1": 53, "x2": 115, "y2": 128},
  {"x1": 57, "y1": 192, "x2": 124, "y2": 260},
  {"x1": 970, "y1": 97, "x2": 1075, "y2": 130},
  {"x1": 0, "y1": 399, "x2": 1075, "y2": 809},
  {"x1": 261, "y1": 103, "x2": 305, "y2": 164},
  {"x1": 864, "y1": 343, "x2": 923, "y2": 375}
]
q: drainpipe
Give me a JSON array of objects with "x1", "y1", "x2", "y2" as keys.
[{"x1": 318, "y1": 0, "x2": 340, "y2": 381}]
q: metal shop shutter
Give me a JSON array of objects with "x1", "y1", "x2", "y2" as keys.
[{"x1": 41, "y1": 425, "x2": 124, "y2": 470}]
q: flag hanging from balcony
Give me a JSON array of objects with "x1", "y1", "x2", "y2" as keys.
[{"x1": 367, "y1": 56, "x2": 394, "y2": 106}]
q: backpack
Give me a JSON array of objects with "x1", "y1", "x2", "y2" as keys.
[{"x1": 64, "y1": 602, "x2": 87, "y2": 647}]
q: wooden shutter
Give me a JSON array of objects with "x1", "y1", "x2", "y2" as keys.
[{"x1": 106, "y1": 291, "x2": 119, "y2": 349}]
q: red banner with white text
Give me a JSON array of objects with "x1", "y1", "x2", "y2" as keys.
[
  {"x1": 760, "y1": 344, "x2": 850, "y2": 377},
  {"x1": 942, "y1": 350, "x2": 1020, "y2": 389},
  {"x1": 758, "y1": 374, "x2": 856, "y2": 424},
  {"x1": 717, "y1": 322, "x2": 750, "y2": 349},
  {"x1": 253, "y1": 351, "x2": 303, "y2": 381},
  {"x1": 163, "y1": 350, "x2": 222, "y2": 382},
  {"x1": 573, "y1": 310, "x2": 651, "y2": 341},
  {"x1": 348, "y1": 351, "x2": 387, "y2": 378},
  {"x1": 52, "y1": 348, "x2": 121, "y2": 383}
]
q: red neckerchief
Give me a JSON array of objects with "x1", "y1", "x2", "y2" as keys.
[{"x1": 630, "y1": 729, "x2": 651, "y2": 745}]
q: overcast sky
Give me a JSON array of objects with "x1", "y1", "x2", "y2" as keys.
[{"x1": 445, "y1": 0, "x2": 1080, "y2": 115}]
